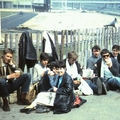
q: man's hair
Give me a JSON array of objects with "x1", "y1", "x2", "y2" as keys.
[
  {"x1": 3, "y1": 48, "x2": 14, "y2": 55},
  {"x1": 56, "y1": 60, "x2": 66, "y2": 68},
  {"x1": 40, "y1": 52, "x2": 49, "y2": 61},
  {"x1": 67, "y1": 51, "x2": 78, "y2": 60},
  {"x1": 47, "y1": 61, "x2": 57, "y2": 70},
  {"x1": 112, "y1": 45, "x2": 119, "y2": 50},
  {"x1": 92, "y1": 45, "x2": 101, "y2": 52},
  {"x1": 100, "y1": 49, "x2": 110, "y2": 56}
]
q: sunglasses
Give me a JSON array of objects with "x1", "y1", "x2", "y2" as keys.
[{"x1": 102, "y1": 54, "x2": 110, "y2": 58}]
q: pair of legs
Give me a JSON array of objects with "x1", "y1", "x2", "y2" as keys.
[
  {"x1": 108, "y1": 77, "x2": 120, "y2": 90},
  {"x1": 86, "y1": 80, "x2": 98, "y2": 94},
  {"x1": 20, "y1": 92, "x2": 56, "y2": 114},
  {"x1": 86, "y1": 77, "x2": 107, "y2": 95},
  {"x1": 0, "y1": 73, "x2": 31, "y2": 111}
]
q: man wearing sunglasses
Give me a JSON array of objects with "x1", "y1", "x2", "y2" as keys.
[{"x1": 95, "y1": 49, "x2": 120, "y2": 91}]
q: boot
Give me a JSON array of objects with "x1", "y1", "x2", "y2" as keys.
[
  {"x1": 17, "y1": 93, "x2": 31, "y2": 105},
  {"x1": 2, "y1": 97, "x2": 10, "y2": 111}
]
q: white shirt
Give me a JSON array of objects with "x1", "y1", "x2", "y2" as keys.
[{"x1": 32, "y1": 61, "x2": 47, "y2": 84}]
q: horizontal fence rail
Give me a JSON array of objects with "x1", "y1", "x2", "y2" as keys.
[{"x1": 1, "y1": 27, "x2": 120, "y2": 69}]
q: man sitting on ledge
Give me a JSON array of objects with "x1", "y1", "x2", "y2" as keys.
[{"x1": 0, "y1": 48, "x2": 31, "y2": 112}]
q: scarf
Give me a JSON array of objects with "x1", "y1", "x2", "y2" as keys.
[
  {"x1": 100, "y1": 59, "x2": 104, "y2": 78},
  {"x1": 66, "y1": 59, "x2": 79, "y2": 79}
]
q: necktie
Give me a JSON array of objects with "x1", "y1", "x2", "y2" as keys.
[{"x1": 58, "y1": 76, "x2": 62, "y2": 88}]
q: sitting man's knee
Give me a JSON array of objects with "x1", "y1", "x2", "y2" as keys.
[
  {"x1": 22, "y1": 73, "x2": 31, "y2": 79},
  {"x1": 0, "y1": 78, "x2": 6, "y2": 85},
  {"x1": 25, "y1": 73, "x2": 31, "y2": 78}
]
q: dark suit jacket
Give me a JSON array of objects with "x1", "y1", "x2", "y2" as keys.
[
  {"x1": 95, "y1": 57, "x2": 120, "y2": 78},
  {"x1": 110, "y1": 53, "x2": 120, "y2": 64}
]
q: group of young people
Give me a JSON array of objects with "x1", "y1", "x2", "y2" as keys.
[
  {"x1": 86, "y1": 44, "x2": 120, "y2": 93},
  {"x1": 0, "y1": 44, "x2": 120, "y2": 114}
]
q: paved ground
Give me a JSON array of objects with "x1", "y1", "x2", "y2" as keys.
[
  {"x1": 1, "y1": 12, "x2": 38, "y2": 30},
  {"x1": 0, "y1": 90, "x2": 120, "y2": 120}
]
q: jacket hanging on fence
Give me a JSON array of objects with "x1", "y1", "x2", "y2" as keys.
[
  {"x1": 42, "y1": 31, "x2": 58, "y2": 63},
  {"x1": 19, "y1": 31, "x2": 37, "y2": 71}
]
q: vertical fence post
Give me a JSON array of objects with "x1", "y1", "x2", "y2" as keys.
[
  {"x1": 77, "y1": 29, "x2": 80, "y2": 63},
  {"x1": 65, "y1": 30, "x2": 68, "y2": 56},
  {"x1": 114, "y1": 27, "x2": 117, "y2": 44},
  {"x1": 4, "y1": 34, "x2": 8, "y2": 49},
  {"x1": 118, "y1": 27, "x2": 120, "y2": 45},
  {"x1": 39, "y1": 31, "x2": 43, "y2": 54},
  {"x1": 9, "y1": 33, "x2": 13, "y2": 49},
  {"x1": 36, "y1": 32, "x2": 40, "y2": 60},
  {"x1": 60, "y1": 30, "x2": 65, "y2": 60},
  {"x1": 15, "y1": 34, "x2": 19, "y2": 64},
  {"x1": 54, "y1": 31, "x2": 59, "y2": 59},
  {"x1": 70, "y1": 30, "x2": 73, "y2": 51},
  {"x1": 73, "y1": 30, "x2": 77, "y2": 51},
  {"x1": 101, "y1": 27, "x2": 105, "y2": 49}
]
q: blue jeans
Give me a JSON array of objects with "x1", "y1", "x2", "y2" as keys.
[
  {"x1": 0, "y1": 73, "x2": 31, "y2": 97},
  {"x1": 108, "y1": 77, "x2": 120, "y2": 89},
  {"x1": 86, "y1": 80, "x2": 98, "y2": 94}
]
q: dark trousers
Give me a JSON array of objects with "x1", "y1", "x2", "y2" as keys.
[{"x1": 0, "y1": 73, "x2": 31, "y2": 97}]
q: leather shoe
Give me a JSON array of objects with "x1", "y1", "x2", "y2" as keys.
[
  {"x1": 36, "y1": 104, "x2": 50, "y2": 113},
  {"x1": 96, "y1": 78, "x2": 102, "y2": 95},
  {"x1": 102, "y1": 82, "x2": 107, "y2": 95},
  {"x1": 2, "y1": 104, "x2": 10, "y2": 111},
  {"x1": 36, "y1": 107, "x2": 50, "y2": 113},
  {"x1": 20, "y1": 107, "x2": 35, "y2": 114}
]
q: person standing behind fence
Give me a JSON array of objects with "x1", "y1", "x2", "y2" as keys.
[
  {"x1": 0, "y1": 48, "x2": 31, "y2": 111},
  {"x1": 87, "y1": 45, "x2": 101, "y2": 71}
]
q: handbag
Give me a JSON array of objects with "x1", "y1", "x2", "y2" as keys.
[{"x1": 25, "y1": 82, "x2": 38, "y2": 103}]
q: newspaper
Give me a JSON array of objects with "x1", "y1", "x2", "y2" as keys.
[{"x1": 82, "y1": 69, "x2": 93, "y2": 78}]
